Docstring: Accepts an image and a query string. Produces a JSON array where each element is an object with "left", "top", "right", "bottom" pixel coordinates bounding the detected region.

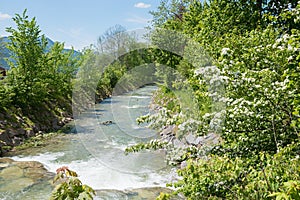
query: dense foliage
[
  {"left": 126, "top": 0, "right": 300, "bottom": 199},
  {"left": 2, "top": 1, "right": 300, "bottom": 199},
  {"left": 0, "top": 10, "right": 82, "bottom": 153},
  {"left": 2, "top": 10, "right": 79, "bottom": 109}
]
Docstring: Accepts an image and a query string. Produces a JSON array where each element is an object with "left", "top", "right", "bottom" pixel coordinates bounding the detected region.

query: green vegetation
[
  {"left": 0, "top": 10, "right": 80, "bottom": 154},
  {"left": 14, "top": 132, "right": 61, "bottom": 150},
  {"left": 50, "top": 166, "right": 95, "bottom": 200},
  {"left": 126, "top": 0, "right": 300, "bottom": 199},
  {"left": 3, "top": 10, "right": 79, "bottom": 109},
  {"left": 1, "top": 1, "right": 300, "bottom": 199}
]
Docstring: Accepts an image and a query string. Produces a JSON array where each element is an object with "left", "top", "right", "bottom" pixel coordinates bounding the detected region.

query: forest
[{"left": 0, "top": 0, "right": 300, "bottom": 199}]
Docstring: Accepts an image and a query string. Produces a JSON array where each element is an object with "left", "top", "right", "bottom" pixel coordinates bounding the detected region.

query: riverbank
[
  {"left": 0, "top": 83, "right": 114, "bottom": 156},
  {"left": 2, "top": 131, "right": 72, "bottom": 157},
  {"left": 0, "top": 99, "right": 73, "bottom": 156}
]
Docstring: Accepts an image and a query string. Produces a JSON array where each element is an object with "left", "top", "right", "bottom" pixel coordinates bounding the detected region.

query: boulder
[
  {"left": 0, "top": 165, "right": 23, "bottom": 179},
  {"left": 0, "top": 158, "right": 54, "bottom": 193},
  {"left": 0, "top": 178, "right": 35, "bottom": 193},
  {"left": 203, "top": 132, "right": 220, "bottom": 145}
]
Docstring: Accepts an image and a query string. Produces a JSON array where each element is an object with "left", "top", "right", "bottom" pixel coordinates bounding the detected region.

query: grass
[{"left": 14, "top": 132, "right": 62, "bottom": 150}]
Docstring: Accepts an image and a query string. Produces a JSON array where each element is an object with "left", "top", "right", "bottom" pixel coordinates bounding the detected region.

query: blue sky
[{"left": 0, "top": 0, "right": 160, "bottom": 50}]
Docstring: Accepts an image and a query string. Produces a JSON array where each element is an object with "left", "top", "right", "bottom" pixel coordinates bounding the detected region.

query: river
[{"left": 1, "top": 86, "right": 177, "bottom": 199}]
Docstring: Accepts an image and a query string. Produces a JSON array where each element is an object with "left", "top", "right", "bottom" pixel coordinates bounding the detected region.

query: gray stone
[
  {"left": 11, "top": 122, "right": 19, "bottom": 128},
  {"left": 0, "top": 158, "right": 54, "bottom": 193},
  {"left": 65, "top": 117, "right": 72, "bottom": 122},
  {"left": 57, "top": 120, "right": 64, "bottom": 126},
  {"left": 18, "top": 128, "right": 26, "bottom": 135},
  {"left": 173, "top": 138, "right": 186, "bottom": 148},
  {"left": 0, "top": 162, "right": 10, "bottom": 168},
  {"left": 160, "top": 125, "right": 175, "bottom": 137},
  {"left": 185, "top": 133, "right": 197, "bottom": 145},
  {"left": 32, "top": 125, "right": 40, "bottom": 132},
  {"left": 7, "top": 130, "right": 16, "bottom": 137},
  {"left": 195, "top": 136, "right": 204, "bottom": 145},
  {"left": 52, "top": 118, "right": 61, "bottom": 129}
]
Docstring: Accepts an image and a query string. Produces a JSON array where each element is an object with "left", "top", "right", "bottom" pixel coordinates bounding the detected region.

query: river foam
[{"left": 12, "top": 152, "right": 175, "bottom": 190}]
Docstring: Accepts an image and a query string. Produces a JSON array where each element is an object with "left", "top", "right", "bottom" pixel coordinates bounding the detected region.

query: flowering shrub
[
  {"left": 216, "top": 24, "right": 300, "bottom": 157},
  {"left": 171, "top": 143, "right": 300, "bottom": 199},
  {"left": 126, "top": 1, "right": 300, "bottom": 199}
]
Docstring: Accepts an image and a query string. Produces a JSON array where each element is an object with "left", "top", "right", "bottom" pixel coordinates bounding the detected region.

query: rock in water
[
  {"left": 0, "top": 158, "right": 54, "bottom": 193},
  {"left": 101, "top": 120, "right": 114, "bottom": 125}
]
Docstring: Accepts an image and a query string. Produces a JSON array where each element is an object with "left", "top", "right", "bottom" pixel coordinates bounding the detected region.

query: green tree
[
  {"left": 5, "top": 10, "right": 79, "bottom": 108},
  {"left": 6, "top": 9, "right": 49, "bottom": 106}
]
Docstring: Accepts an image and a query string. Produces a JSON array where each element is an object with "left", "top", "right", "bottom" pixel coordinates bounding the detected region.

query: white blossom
[
  {"left": 277, "top": 46, "right": 284, "bottom": 50},
  {"left": 276, "top": 38, "right": 282, "bottom": 43},
  {"left": 283, "top": 34, "right": 290, "bottom": 41},
  {"left": 221, "top": 48, "right": 230, "bottom": 56}
]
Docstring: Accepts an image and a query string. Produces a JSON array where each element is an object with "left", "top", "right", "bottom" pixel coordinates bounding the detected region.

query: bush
[{"left": 50, "top": 166, "right": 95, "bottom": 200}]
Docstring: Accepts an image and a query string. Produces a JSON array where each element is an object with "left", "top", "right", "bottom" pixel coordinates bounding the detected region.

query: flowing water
[{"left": 1, "top": 86, "right": 177, "bottom": 200}]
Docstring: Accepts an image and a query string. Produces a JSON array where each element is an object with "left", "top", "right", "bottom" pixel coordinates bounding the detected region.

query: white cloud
[
  {"left": 134, "top": 2, "right": 151, "bottom": 8},
  {"left": 0, "top": 12, "right": 11, "bottom": 21},
  {"left": 126, "top": 15, "right": 150, "bottom": 24}
]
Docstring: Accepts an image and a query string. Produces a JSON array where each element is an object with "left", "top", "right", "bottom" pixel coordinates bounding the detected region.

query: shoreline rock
[{"left": 0, "top": 157, "right": 54, "bottom": 193}]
